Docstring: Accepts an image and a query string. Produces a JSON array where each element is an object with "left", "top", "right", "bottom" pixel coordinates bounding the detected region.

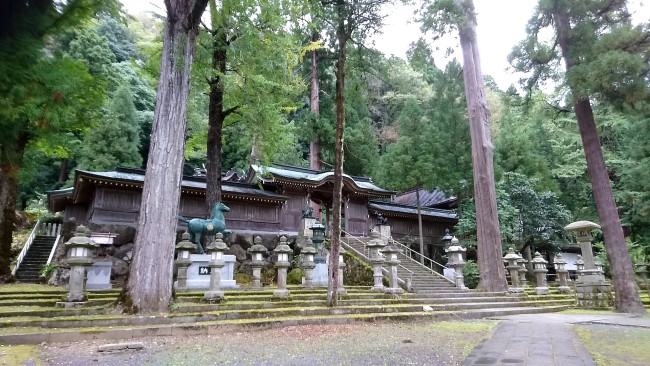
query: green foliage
[
  {"left": 97, "top": 14, "right": 138, "bottom": 62},
  {"left": 462, "top": 259, "right": 479, "bottom": 289},
  {"left": 76, "top": 83, "right": 142, "bottom": 171},
  {"left": 234, "top": 272, "right": 252, "bottom": 284},
  {"left": 39, "top": 263, "right": 59, "bottom": 278},
  {"left": 286, "top": 268, "right": 305, "bottom": 285}
]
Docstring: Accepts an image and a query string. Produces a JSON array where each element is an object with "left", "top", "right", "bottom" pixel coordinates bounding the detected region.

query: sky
[{"left": 122, "top": 0, "right": 647, "bottom": 90}]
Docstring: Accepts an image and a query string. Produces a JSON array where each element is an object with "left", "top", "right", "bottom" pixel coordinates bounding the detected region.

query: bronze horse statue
[{"left": 178, "top": 201, "right": 231, "bottom": 254}]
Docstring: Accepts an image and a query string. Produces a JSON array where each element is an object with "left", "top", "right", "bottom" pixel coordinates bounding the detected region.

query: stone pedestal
[
  {"left": 504, "top": 247, "right": 522, "bottom": 293},
  {"left": 204, "top": 233, "right": 228, "bottom": 301},
  {"left": 301, "top": 241, "right": 317, "bottom": 289},
  {"left": 382, "top": 245, "right": 404, "bottom": 295},
  {"left": 66, "top": 261, "right": 91, "bottom": 302},
  {"left": 367, "top": 231, "right": 386, "bottom": 292},
  {"left": 86, "top": 261, "right": 112, "bottom": 290},
  {"left": 575, "top": 283, "right": 614, "bottom": 308},
  {"left": 273, "top": 236, "right": 292, "bottom": 297},
  {"left": 175, "top": 254, "right": 238, "bottom": 290},
  {"left": 299, "top": 217, "right": 317, "bottom": 239},
  {"left": 375, "top": 224, "right": 391, "bottom": 245},
  {"left": 532, "top": 252, "right": 549, "bottom": 295}
]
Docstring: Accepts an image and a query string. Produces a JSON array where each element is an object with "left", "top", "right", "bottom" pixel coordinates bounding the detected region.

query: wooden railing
[{"left": 11, "top": 221, "right": 62, "bottom": 276}]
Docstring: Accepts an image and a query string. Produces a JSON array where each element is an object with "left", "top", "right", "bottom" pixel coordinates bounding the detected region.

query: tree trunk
[
  {"left": 125, "top": 0, "right": 208, "bottom": 314},
  {"left": 205, "top": 21, "right": 227, "bottom": 217},
  {"left": 58, "top": 159, "right": 68, "bottom": 184},
  {"left": 328, "top": 2, "right": 347, "bottom": 307},
  {"left": 0, "top": 164, "right": 19, "bottom": 282},
  {"left": 309, "top": 31, "right": 322, "bottom": 172},
  {"left": 455, "top": 0, "right": 508, "bottom": 292},
  {"left": 416, "top": 188, "right": 424, "bottom": 264},
  {"left": 553, "top": 6, "right": 645, "bottom": 314},
  {"left": 0, "top": 135, "right": 28, "bottom": 282}
]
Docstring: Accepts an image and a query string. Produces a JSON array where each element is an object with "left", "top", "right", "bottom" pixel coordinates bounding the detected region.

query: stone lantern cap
[
  {"left": 65, "top": 226, "right": 98, "bottom": 249},
  {"left": 205, "top": 232, "right": 228, "bottom": 252},
  {"left": 309, "top": 221, "right": 326, "bottom": 231},
  {"left": 381, "top": 245, "right": 401, "bottom": 255},
  {"left": 175, "top": 231, "right": 197, "bottom": 251},
  {"left": 446, "top": 237, "right": 465, "bottom": 253},
  {"left": 503, "top": 247, "right": 519, "bottom": 261},
  {"left": 554, "top": 253, "right": 567, "bottom": 265},
  {"left": 248, "top": 236, "right": 268, "bottom": 254},
  {"left": 274, "top": 236, "right": 292, "bottom": 254},
  {"left": 367, "top": 230, "right": 386, "bottom": 248},
  {"left": 531, "top": 251, "right": 548, "bottom": 265},
  {"left": 564, "top": 220, "right": 601, "bottom": 232},
  {"left": 301, "top": 242, "right": 318, "bottom": 255}
]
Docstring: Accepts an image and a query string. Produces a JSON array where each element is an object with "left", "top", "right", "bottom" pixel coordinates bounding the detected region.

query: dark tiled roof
[
  {"left": 252, "top": 164, "right": 393, "bottom": 196},
  {"left": 368, "top": 201, "right": 458, "bottom": 221},
  {"left": 393, "top": 188, "right": 456, "bottom": 208},
  {"left": 76, "top": 168, "right": 287, "bottom": 200}
]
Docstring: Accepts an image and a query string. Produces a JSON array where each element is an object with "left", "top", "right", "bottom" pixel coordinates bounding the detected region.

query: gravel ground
[{"left": 39, "top": 321, "right": 493, "bottom": 366}]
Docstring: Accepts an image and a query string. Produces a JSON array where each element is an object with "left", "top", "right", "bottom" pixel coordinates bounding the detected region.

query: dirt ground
[{"left": 36, "top": 321, "right": 493, "bottom": 366}]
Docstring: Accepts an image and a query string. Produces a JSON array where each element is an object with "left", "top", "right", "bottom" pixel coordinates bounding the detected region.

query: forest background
[{"left": 3, "top": 0, "right": 650, "bottom": 269}]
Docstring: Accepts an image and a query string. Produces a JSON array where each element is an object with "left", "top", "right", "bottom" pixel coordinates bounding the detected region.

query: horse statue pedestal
[{"left": 174, "top": 254, "right": 239, "bottom": 290}]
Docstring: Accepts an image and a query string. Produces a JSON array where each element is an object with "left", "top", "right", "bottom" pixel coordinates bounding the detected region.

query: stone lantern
[
  {"left": 441, "top": 229, "right": 453, "bottom": 249},
  {"left": 575, "top": 254, "right": 585, "bottom": 272},
  {"left": 367, "top": 230, "right": 387, "bottom": 292},
  {"left": 381, "top": 243, "right": 404, "bottom": 295},
  {"left": 564, "top": 221, "right": 605, "bottom": 284},
  {"left": 516, "top": 253, "right": 528, "bottom": 287},
  {"left": 531, "top": 251, "right": 549, "bottom": 295},
  {"left": 175, "top": 231, "right": 197, "bottom": 291},
  {"left": 204, "top": 233, "right": 228, "bottom": 301},
  {"left": 58, "top": 225, "right": 98, "bottom": 305},
  {"left": 310, "top": 220, "right": 328, "bottom": 286},
  {"left": 554, "top": 253, "right": 570, "bottom": 293},
  {"left": 503, "top": 247, "right": 521, "bottom": 291},
  {"left": 273, "top": 236, "right": 292, "bottom": 297},
  {"left": 594, "top": 258, "right": 604, "bottom": 274},
  {"left": 301, "top": 239, "right": 318, "bottom": 289},
  {"left": 248, "top": 236, "right": 268, "bottom": 289},
  {"left": 445, "top": 237, "right": 468, "bottom": 290},
  {"left": 337, "top": 246, "right": 347, "bottom": 295}
]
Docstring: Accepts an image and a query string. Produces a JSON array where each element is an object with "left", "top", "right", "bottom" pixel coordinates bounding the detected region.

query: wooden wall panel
[
  {"left": 346, "top": 200, "right": 369, "bottom": 236},
  {"left": 280, "top": 193, "right": 306, "bottom": 232}
]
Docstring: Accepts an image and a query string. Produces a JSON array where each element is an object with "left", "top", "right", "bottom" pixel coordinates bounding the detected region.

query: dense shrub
[{"left": 463, "top": 259, "right": 480, "bottom": 289}]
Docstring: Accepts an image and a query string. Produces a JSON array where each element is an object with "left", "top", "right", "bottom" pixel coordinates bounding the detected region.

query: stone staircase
[
  {"left": 341, "top": 236, "right": 459, "bottom": 293},
  {"left": 14, "top": 235, "right": 57, "bottom": 282}
]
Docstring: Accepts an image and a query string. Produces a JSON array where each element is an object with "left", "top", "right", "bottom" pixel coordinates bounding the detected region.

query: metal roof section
[
  {"left": 393, "top": 187, "right": 458, "bottom": 208},
  {"left": 368, "top": 201, "right": 458, "bottom": 222},
  {"left": 252, "top": 164, "right": 393, "bottom": 196}
]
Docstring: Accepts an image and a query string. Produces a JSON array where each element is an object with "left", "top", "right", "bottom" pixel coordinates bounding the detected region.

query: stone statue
[
  {"left": 178, "top": 201, "right": 231, "bottom": 254},
  {"left": 302, "top": 205, "right": 314, "bottom": 218},
  {"left": 376, "top": 213, "right": 388, "bottom": 225}
]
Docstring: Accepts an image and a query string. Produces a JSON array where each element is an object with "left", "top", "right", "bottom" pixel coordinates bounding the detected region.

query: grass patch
[
  {"left": 0, "top": 344, "right": 42, "bottom": 366},
  {"left": 0, "top": 284, "right": 65, "bottom": 293},
  {"left": 560, "top": 309, "right": 614, "bottom": 315},
  {"left": 575, "top": 324, "right": 650, "bottom": 366},
  {"left": 431, "top": 320, "right": 496, "bottom": 357}
]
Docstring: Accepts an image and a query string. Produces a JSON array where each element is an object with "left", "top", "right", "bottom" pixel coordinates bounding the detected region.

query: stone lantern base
[
  {"left": 575, "top": 283, "right": 614, "bottom": 309},
  {"left": 55, "top": 301, "right": 89, "bottom": 308},
  {"left": 384, "top": 287, "right": 404, "bottom": 295}
]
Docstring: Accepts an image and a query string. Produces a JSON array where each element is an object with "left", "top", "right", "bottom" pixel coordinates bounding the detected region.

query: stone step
[{"left": 0, "top": 305, "right": 571, "bottom": 345}]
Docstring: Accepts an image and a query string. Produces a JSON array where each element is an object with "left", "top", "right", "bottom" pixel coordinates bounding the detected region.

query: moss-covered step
[{"left": 0, "top": 305, "right": 571, "bottom": 345}]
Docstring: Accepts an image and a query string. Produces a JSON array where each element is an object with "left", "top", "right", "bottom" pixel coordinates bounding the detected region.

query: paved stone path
[{"left": 461, "top": 313, "right": 650, "bottom": 366}]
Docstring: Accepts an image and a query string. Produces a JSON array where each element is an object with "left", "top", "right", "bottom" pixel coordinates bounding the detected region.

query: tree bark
[
  {"left": 455, "top": 0, "right": 508, "bottom": 292},
  {"left": 309, "top": 30, "right": 322, "bottom": 172},
  {"left": 0, "top": 164, "right": 19, "bottom": 282},
  {"left": 0, "top": 135, "right": 28, "bottom": 282},
  {"left": 58, "top": 159, "right": 68, "bottom": 184},
  {"left": 125, "top": 0, "right": 208, "bottom": 314},
  {"left": 205, "top": 21, "right": 228, "bottom": 217},
  {"left": 416, "top": 188, "right": 424, "bottom": 264},
  {"left": 553, "top": 6, "right": 645, "bottom": 314},
  {"left": 328, "top": 1, "right": 347, "bottom": 307}
]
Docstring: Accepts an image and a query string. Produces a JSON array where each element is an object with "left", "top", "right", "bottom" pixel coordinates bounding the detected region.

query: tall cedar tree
[
  {"left": 420, "top": 0, "right": 508, "bottom": 291},
  {"left": 550, "top": 1, "right": 645, "bottom": 314},
  {"left": 124, "top": 0, "right": 208, "bottom": 314},
  {"left": 0, "top": 0, "right": 118, "bottom": 281}
]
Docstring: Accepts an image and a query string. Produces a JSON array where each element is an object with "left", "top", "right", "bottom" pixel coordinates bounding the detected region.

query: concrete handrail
[
  {"left": 375, "top": 231, "right": 457, "bottom": 285},
  {"left": 11, "top": 220, "right": 41, "bottom": 276},
  {"left": 341, "top": 230, "right": 413, "bottom": 290}
]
